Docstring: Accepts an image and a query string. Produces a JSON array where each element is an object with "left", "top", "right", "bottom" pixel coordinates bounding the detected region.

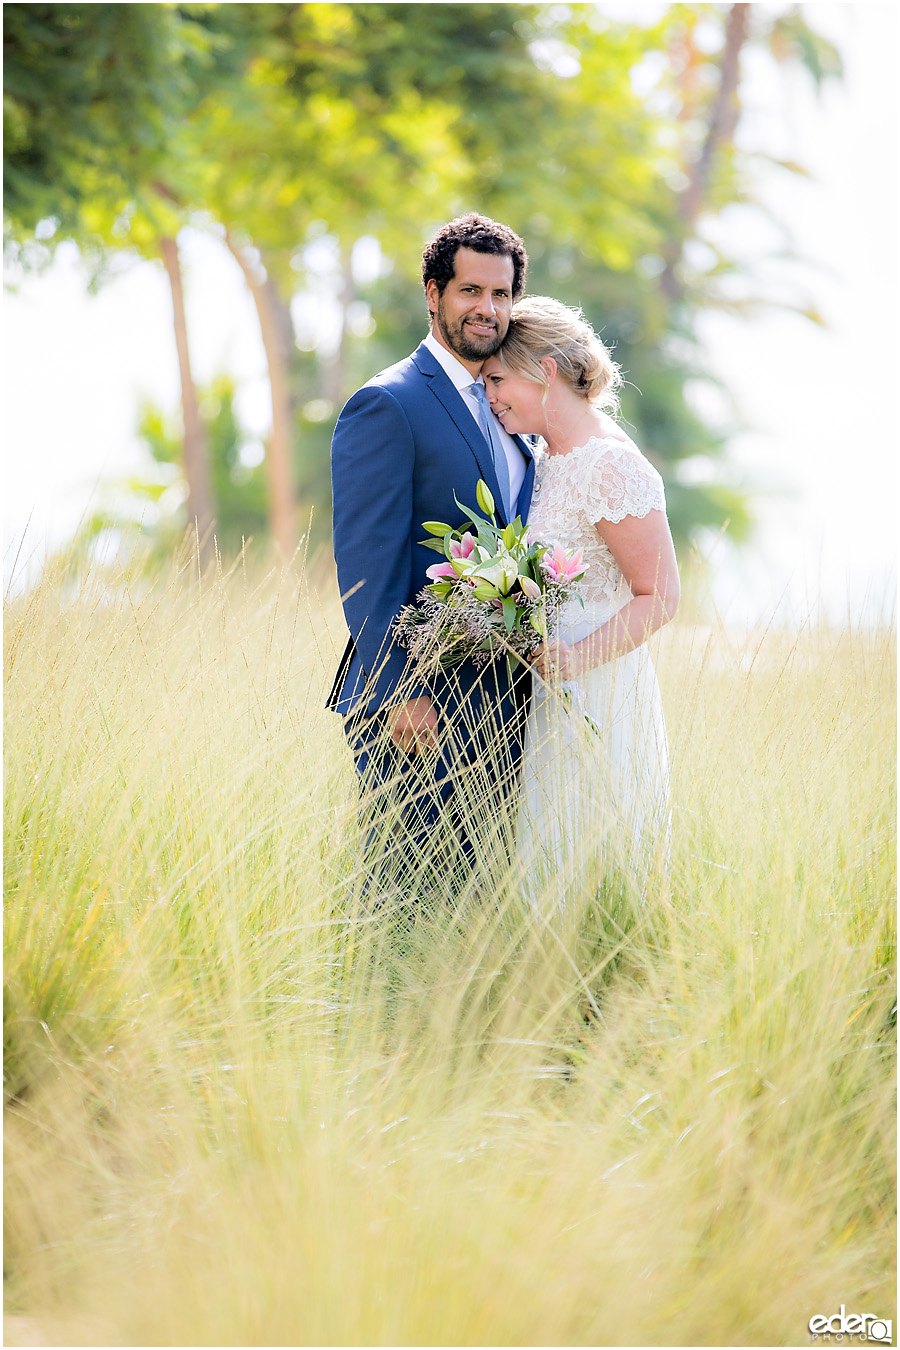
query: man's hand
[{"left": 388, "top": 696, "right": 439, "bottom": 755}]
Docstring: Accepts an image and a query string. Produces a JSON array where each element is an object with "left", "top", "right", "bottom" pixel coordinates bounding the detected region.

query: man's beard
[{"left": 435, "top": 296, "right": 504, "bottom": 361}]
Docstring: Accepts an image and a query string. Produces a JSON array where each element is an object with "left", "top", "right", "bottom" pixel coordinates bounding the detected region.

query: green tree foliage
[
  {"left": 263, "top": 3, "right": 837, "bottom": 549},
  {"left": 3, "top": 3, "right": 229, "bottom": 245},
  {"left": 138, "top": 376, "right": 269, "bottom": 554},
  {"left": 501, "top": 3, "right": 840, "bottom": 543},
  {"left": 66, "top": 376, "right": 268, "bottom": 566},
  {"left": 189, "top": 4, "right": 694, "bottom": 545},
  {"left": 3, "top": 3, "right": 260, "bottom": 558},
  {"left": 3, "top": 2, "right": 841, "bottom": 557}
]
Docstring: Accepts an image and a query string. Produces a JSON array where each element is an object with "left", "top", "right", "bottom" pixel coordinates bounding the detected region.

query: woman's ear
[{"left": 540, "top": 356, "right": 558, "bottom": 384}]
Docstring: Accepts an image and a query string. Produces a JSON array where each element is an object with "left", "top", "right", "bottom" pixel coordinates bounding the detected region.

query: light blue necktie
[{"left": 470, "top": 380, "right": 512, "bottom": 519}]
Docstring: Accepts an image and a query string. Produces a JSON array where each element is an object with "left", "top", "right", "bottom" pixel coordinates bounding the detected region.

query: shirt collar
[{"left": 423, "top": 330, "right": 481, "bottom": 393}]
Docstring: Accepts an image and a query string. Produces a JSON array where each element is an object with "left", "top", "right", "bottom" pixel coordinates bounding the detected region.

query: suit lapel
[
  {"left": 413, "top": 344, "right": 503, "bottom": 511},
  {"left": 412, "top": 344, "right": 536, "bottom": 526},
  {"left": 513, "top": 435, "right": 536, "bottom": 523}
]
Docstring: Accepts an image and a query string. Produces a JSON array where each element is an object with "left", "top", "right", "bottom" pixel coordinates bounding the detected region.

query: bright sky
[
  {"left": 693, "top": 1, "right": 898, "bottom": 627},
  {"left": 3, "top": 2, "right": 897, "bottom": 625}
]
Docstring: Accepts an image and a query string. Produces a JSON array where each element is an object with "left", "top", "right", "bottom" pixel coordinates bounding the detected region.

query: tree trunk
[
  {"left": 679, "top": 2, "right": 749, "bottom": 228},
  {"left": 661, "top": 2, "right": 751, "bottom": 301},
  {"left": 226, "top": 234, "right": 297, "bottom": 560},
  {"left": 160, "top": 233, "right": 214, "bottom": 561},
  {"left": 322, "top": 248, "right": 356, "bottom": 409}
]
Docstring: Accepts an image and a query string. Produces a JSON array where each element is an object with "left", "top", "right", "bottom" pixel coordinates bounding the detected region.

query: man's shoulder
[
  {"left": 335, "top": 346, "right": 436, "bottom": 426},
  {"left": 365, "top": 343, "right": 434, "bottom": 396},
  {"left": 334, "top": 342, "right": 457, "bottom": 432}
]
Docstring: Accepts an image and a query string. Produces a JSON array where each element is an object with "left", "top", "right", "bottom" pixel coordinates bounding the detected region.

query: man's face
[{"left": 426, "top": 247, "right": 515, "bottom": 371}]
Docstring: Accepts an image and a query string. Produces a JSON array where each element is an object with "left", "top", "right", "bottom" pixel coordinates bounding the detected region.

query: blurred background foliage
[{"left": 3, "top": 2, "right": 841, "bottom": 564}]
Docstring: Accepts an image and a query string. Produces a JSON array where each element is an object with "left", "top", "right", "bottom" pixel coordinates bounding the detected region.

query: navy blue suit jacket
[{"left": 328, "top": 341, "right": 536, "bottom": 718}]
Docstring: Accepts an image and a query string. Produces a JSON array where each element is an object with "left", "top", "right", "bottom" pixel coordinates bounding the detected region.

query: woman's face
[{"left": 481, "top": 356, "right": 547, "bottom": 436}]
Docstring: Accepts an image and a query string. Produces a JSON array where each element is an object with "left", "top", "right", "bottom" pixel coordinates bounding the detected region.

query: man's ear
[
  {"left": 425, "top": 278, "right": 440, "bottom": 320},
  {"left": 540, "top": 357, "right": 558, "bottom": 384}
]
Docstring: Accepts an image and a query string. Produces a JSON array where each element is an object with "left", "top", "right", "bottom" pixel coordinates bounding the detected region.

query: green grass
[{"left": 3, "top": 542, "right": 895, "bottom": 1347}]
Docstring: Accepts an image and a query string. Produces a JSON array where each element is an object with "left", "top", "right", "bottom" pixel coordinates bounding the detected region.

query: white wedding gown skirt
[{"left": 516, "top": 599, "right": 670, "bottom": 910}]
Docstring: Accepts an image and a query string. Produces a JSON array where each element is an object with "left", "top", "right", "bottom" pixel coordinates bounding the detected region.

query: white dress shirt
[{"left": 423, "top": 330, "right": 526, "bottom": 509}]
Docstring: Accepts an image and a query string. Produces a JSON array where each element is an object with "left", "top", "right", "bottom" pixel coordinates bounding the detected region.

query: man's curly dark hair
[{"left": 421, "top": 213, "right": 527, "bottom": 301}]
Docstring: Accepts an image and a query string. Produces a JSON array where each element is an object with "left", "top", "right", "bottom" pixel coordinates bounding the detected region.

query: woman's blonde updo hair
[{"left": 498, "top": 295, "right": 622, "bottom": 414}]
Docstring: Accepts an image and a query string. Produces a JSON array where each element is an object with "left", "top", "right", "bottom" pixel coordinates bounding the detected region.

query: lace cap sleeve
[{"left": 579, "top": 438, "right": 666, "bottom": 525}]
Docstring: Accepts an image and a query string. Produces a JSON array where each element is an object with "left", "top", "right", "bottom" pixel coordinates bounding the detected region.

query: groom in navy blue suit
[{"left": 328, "top": 214, "right": 536, "bottom": 881}]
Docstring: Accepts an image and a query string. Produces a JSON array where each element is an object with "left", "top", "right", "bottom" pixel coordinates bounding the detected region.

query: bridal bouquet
[{"left": 393, "top": 479, "right": 585, "bottom": 675}]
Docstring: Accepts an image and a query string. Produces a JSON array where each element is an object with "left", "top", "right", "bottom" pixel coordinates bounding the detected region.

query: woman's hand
[{"left": 529, "top": 639, "right": 580, "bottom": 682}]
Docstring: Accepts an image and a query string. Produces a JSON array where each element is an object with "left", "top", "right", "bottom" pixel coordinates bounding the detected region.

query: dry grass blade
[{"left": 3, "top": 542, "right": 895, "bottom": 1347}]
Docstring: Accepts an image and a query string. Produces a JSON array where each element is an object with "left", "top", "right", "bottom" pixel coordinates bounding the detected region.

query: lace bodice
[{"left": 528, "top": 435, "right": 666, "bottom": 615}]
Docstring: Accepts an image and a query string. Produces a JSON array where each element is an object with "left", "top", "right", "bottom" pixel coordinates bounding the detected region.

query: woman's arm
[{"left": 531, "top": 508, "right": 679, "bottom": 680}]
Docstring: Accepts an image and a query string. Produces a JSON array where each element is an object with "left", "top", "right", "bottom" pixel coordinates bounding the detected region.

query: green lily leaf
[{"left": 454, "top": 496, "right": 492, "bottom": 531}]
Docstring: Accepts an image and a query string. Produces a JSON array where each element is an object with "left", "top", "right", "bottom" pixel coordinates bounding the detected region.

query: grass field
[{"left": 3, "top": 541, "right": 895, "bottom": 1347}]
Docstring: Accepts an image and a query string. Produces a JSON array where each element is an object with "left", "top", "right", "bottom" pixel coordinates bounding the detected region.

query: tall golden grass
[{"left": 4, "top": 540, "right": 895, "bottom": 1348}]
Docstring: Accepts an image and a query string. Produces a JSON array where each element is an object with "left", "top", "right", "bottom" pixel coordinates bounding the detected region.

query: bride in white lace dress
[{"left": 482, "top": 297, "right": 680, "bottom": 907}]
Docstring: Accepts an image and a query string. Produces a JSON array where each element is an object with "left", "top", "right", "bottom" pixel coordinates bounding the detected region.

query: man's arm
[{"left": 331, "top": 382, "right": 437, "bottom": 745}]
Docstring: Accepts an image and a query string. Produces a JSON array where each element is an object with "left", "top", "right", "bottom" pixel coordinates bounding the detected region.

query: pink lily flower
[
  {"left": 543, "top": 544, "right": 584, "bottom": 584},
  {"left": 426, "top": 561, "right": 458, "bottom": 582},
  {"left": 449, "top": 532, "right": 477, "bottom": 561}
]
